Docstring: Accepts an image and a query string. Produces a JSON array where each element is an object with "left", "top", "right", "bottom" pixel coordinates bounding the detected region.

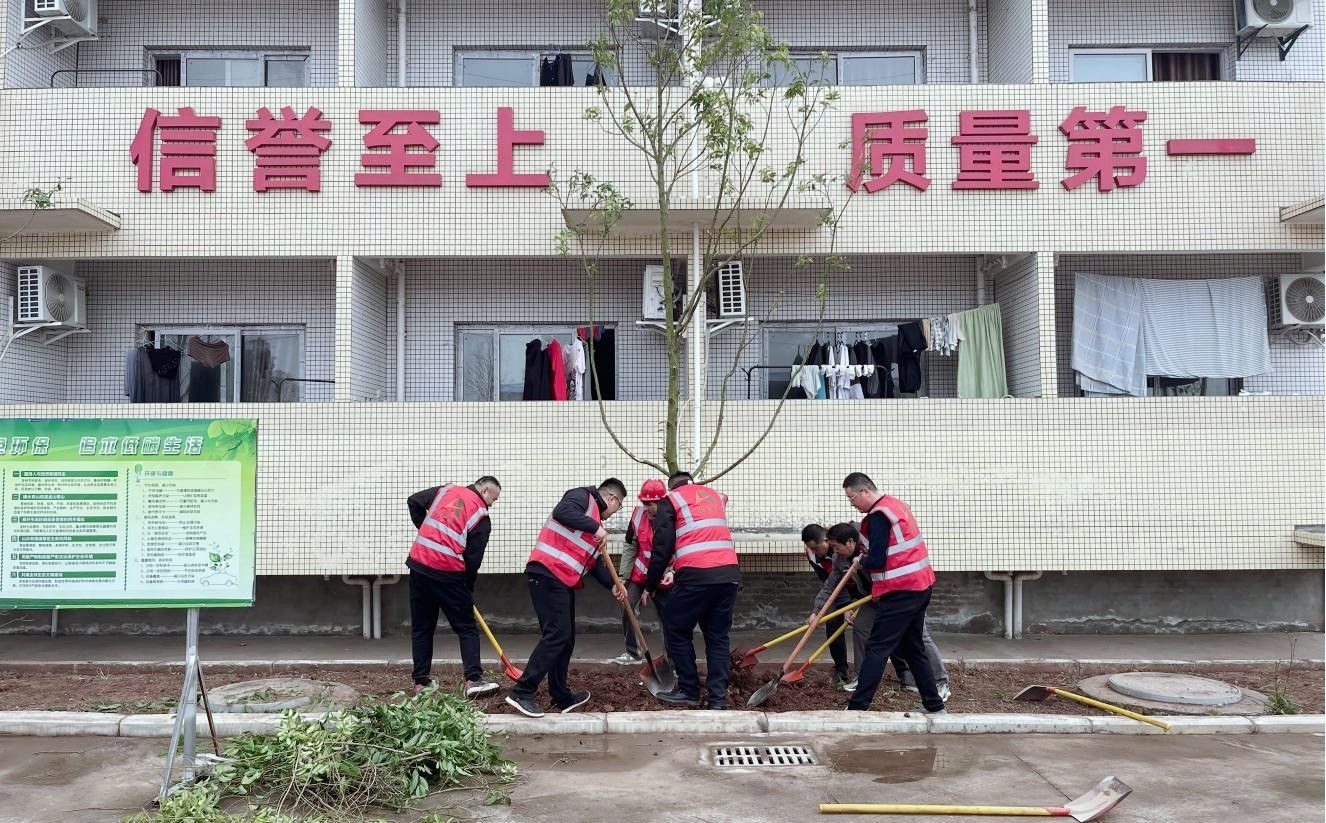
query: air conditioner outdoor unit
[
  {"left": 637, "top": 1, "right": 680, "bottom": 38},
  {"left": 642, "top": 265, "right": 669, "bottom": 319},
  {"left": 1236, "top": 0, "right": 1312, "bottom": 37},
  {"left": 16, "top": 265, "right": 87, "bottom": 327},
  {"left": 714, "top": 260, "right": 747, "bottom": 318},
  {"left": 1272, "top": 273, "right": 1325, "bottom": 326},
  {"left": 31, "top": 0, "right": 97, "bottom": 36}
]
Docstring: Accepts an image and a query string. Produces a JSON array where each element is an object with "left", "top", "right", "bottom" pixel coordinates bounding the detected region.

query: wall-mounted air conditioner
[
  {"left": 31, "top": 0, "right": 97, "bottom": 36},
  {"left": 1236, "top": 0, "right": 1312, "bottom": 37},
  {"left": 1271, "top": 273, "right": 1325, "bottom": 326},
  {"left": 17, "top": 265, "right": 87, "bottom": 327},
  {"left": 642, "top": 265, "right": 669, "bottom": 319},
  {"left": 714, "top": 260, "right": 747, "bottom": 318}
]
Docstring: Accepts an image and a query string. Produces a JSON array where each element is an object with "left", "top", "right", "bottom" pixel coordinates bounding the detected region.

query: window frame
[
  {"left": 769, "top": 50, "right": 923, "bottom": 87},
  {"left": 761, "top": 322, "right": 928, "bottom": 399},
  {"left": 1069, "top": 47, "right": 1224, "bottom": 83},
  {"left": 454, "top": 49, "right": 615, "bottom": 88},
  {"left": 456, "top": 324, "right": 610, "bottom": 402},
  {"left": 144, "top": 324, "right": 306, "bottom": 403},
  {"left": 152, "top": 49, "right": 310, "bottom": 88}
]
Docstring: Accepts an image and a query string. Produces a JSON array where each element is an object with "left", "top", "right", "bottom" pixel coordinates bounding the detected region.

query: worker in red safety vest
[
  {"left": 505, "top": 479, "right": 628, "bottom": 718},
  {"left": 612, "top": 478, "right": 674, "bottom": 665},
  {"left": 406, "top": 476, "right": 503, "bottom": 697},
  {"left": 644, "top": 471, "right": 740, "bottom": 709},
  {"left": 841, "top": 472, "right": 946, "bottom": 714},
  {"left": 802, "top": 523, "right": 851, "bottom": 688}
]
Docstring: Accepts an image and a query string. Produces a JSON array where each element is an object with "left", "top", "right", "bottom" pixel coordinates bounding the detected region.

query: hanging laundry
[
  {"left": 548, "top": 338, "right": 568, "bottom": 401},
  {"left": 1071, "top": 273, "right": 1146, "bottom": 396},
  {"left": 128, "top": 345, "right": 181, "bottom": 403},
  {"left": 523, "top": 339, "right": 549, "bottom": 400},
  {"left": 1138, "top": 276, "right": 1271, "bottom": 379},
  {"left": 953, "top": 303, "right": 1009, "bottom": 399},
  {"left": 896, "top": 322, "right": 927, "bottom": 394},
  {"left": 568, "top": 337, "right": 587, "bottom": 401},
  {"left": 187, "top": 336, "right": 231, "bottom": 368}
]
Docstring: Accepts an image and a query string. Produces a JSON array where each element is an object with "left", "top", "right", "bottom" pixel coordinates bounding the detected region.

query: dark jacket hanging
[
  {"left": 587, "top": 328, "right": 616, "bottom": 400},
  {"left": 897, "top": 321, "right": 927, "bottom": 394},
  {"left": 523, "top": 339, "right": 545, "bottom": 400},
  {"left": 871, "top": 337, "right": 897, "bottom": 399}
]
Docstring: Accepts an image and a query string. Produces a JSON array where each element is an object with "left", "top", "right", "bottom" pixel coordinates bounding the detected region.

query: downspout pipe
[
  {"left": 371, "top": 574, "right": 401, "bottom": 640},
  {"left": 968, "top": 0, "right": 979, "bottom": 85},
  {"left": 1012, "top": 571, "right": 1042, "bottom": 638},
  {"left": 341, "top": 575, "right": 372, "bottom": 639},
  {"left": 395, "top": 261, "right": 406, "bottom": 401},
  {"left": 397, "top": 0, "right": 407, "bottom": 87},
  {"left": 983, "top": 571, "right": 1014, "bottom": 639}
]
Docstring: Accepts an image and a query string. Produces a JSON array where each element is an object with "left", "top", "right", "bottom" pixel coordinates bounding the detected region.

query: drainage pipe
[
  {"left": 983, "top": 571, "right": 1014, "bottom": 639},
  {"left": 397, "top": 0, "right": 407, "bottom": 87},
  {"left": 371, "top": 574, "right": 401, "bottom": 640},
  {"left": 50, "top": 607, "right": 58, "bottom": 637},
  {"left": 1011, "top": 571, "right": 1043, "bottom": 639},
  {"left": 395, "top": 261, "right": 406, "bottom": 401},
  {"left": 968, "top": 0, "right": 980, "bottom": 85},
  {"left": 341, "top": 575, "right": 372, "bottom": 639}
]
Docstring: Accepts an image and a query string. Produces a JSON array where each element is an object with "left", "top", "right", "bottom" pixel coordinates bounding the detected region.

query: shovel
[
  {"left": 780, "top": 612, "right": 852, "bottom": 684},
  {"left": 473, "top": 606, "right": 524, "bottom": 681},
  {"left": 1015, "top": 685, "right": 1171, "bottom": 731},
  {"left": 602, "top": 556, "right": 677, "bottom": 695},
  {"left": 748, "top": 558, "right": 860, "bottom": 707},
  {"left": 819, "top": 775, "right": 1133, "bottom": 821},
  {"left": 735, "top": 594, "right": 873, "bottom": 668}
]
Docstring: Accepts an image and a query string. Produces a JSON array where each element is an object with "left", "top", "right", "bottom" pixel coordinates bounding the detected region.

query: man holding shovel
[
  {"left": 646, "top": 471, "right": 740, "bottom": 710},
  {"left": 505, "top": 479, "right": 629, "bottom": 718},
  {"left": 612, "top": 479, "right": 673, "bottom": 665},
  {"left": 841, "top": 472, "right": 946, "bottom": 714},
  {"left": 406, "top": 476, "right": 503, "bottom": 697}
]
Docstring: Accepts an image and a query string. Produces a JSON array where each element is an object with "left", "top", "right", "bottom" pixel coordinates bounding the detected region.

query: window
[
  {"left": 763, "top": 324, "right": 927, "bottom": 399},
  {"left": 1070, "top": 49, "right": 1221, "bottom": 82},
  {"left": 767, "top": 52, "right": 921, "bottom": 87},
  {"left": 153, "top": 51, "right": 309, "bottom": 87},
  {"left": 140, "top": 326, "right": 305, "bottom": 403},
  {"left": 455, "top": 51, "right": 617, "bottom": 87},
  {"left": 457, "top": 326, "right": 616, "bottom": 401}
]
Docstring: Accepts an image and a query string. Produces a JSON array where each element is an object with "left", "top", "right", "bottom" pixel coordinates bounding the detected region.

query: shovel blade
[
  {"left": 1064, "top": 775, "right": 1133, "bottom": 822},
  {"left": 501, "top": 657, "right": 524, "bottom": 682},
  {"left": 746, "top": 678, "right": 778, "bottom": 707},
  {"left": 779, "top": 668, "right": 806, "bottom": 684},
  {"left": 646, "top": 655, "right": 677, "bottom": 692},
  {"left": 1014, "top": 684, "right": 1054, "bottom": 702}
]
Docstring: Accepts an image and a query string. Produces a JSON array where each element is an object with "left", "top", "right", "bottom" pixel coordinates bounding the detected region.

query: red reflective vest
[
  {"left": 859, "top": 494, "right": 935, "bottom": 597},
  {"left": 666, "top": 484, "right": 737, "bottom": 571},
  {"left": 628, "top": 505, "right": 672, "bottom": 588},
  {"left": 408, "top": 484, "right": 488, "bottom": 574},
  {"left": 528, "top": 493, "right": 602, "bottom": 589}
]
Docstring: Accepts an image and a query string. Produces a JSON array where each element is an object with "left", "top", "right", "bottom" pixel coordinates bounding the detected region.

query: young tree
[{"left": 552, "top": 0, "right": 851, "bottom": 481}]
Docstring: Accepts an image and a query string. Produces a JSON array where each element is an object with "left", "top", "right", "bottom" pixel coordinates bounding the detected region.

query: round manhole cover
[
  {"left": 1106, "top": 672, "right": 1242, "bottom": 706},
  {"left": 206, "top": 677, "right": 360, "bottom": 713}
]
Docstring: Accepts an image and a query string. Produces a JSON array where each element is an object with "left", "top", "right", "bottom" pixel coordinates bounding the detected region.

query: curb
[{"left": 0, "top": 709, "right": 1321, "bottom": 738}]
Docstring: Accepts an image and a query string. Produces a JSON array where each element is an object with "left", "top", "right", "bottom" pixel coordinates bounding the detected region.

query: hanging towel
[
  {"left": 187, "top": 336, "right": 231, "bottom": 368},
  {"left": 1138, "top": 276, "right": 1272, "bottom": 379},
  {"left": 1072, "top": 273, "right": 1147, "bottom": 397},
  {"left": 954, "top": 304, "right": 1009, "bottom": 399}
]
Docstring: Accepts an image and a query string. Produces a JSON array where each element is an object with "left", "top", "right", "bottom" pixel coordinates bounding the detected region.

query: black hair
[
  {"left": 667, "top": 471, "right": 693, "bottom": 490},
  {"left": 599, "top": 477, "right": 627, "bottom": 500},
  {"left": 827, "top": 522, "right": 860, "bottom": 544},
  {"left": 475, "top": 476, "right": 501, "bottom": 489},
  {"left": 842, "top": 472, "right": 876, "bottom": 493},
  {"left": 801, "top": 523, "right": 826, "bottom": 543}
]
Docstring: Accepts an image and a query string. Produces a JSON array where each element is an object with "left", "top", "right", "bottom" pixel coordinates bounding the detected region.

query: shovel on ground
[
  {"left": 735, "top": 594, "right": 873, "bottom": 668},
  {"left": 779, "top": 612, "right": 852, "bottom": 684},
  {"left": 473, "top": 606, "right": 524, "bottom": 681},
  {"left": 602, "top": 557, "right": 677, "bottom": 696},
  {"left": 1015, "top": 685, "right": 1171, "bottom": 731},
  {"left": 819, "top": 775, "right": 1133, "bottom": 821},
  {"left": 748, "top": 558, "right": 860, "bottom": 707}
]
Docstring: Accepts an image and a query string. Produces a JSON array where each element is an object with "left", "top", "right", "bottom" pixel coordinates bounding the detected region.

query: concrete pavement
[{"left": 2, "top": 732, "right": 1321, "bottom": 823}]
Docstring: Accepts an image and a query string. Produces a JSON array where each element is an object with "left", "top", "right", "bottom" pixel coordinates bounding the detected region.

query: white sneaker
[
  {"left": 937, "top": 681, "right": 952, "bottom": 702},
  {"left": 840, "top": 679, "right": 858, "bottom": 692},
  {"left": 611, "top": 652, "right": 642, "bottom": 665}
]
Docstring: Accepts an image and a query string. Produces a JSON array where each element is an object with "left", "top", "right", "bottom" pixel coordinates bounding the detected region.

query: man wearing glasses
[
  {"left": 842, "top": 472, "right": 947, "bottom": 714},
  {"left": 505, "top": 479, "right": 629, "bottom": 718}
]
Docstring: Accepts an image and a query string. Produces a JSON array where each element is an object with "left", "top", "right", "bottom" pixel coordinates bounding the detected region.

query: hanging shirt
[
  {"left": 548, "top": 338, "right": 568, "bottom": 401},
  {"left": 567, "top": 338, "right": 587, "bottom": 401}
]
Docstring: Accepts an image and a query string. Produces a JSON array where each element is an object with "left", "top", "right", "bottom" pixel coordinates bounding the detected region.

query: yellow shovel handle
[
  {"left": 1052, "top": 689, "right": 1172, "bottom": 731},
  {"left": 820, "top": 803, "right": 1058, "bottom": 815},
  {"left": 472, "top": 606, "right": 505, "bottom": 657},
  {"left": 804, "top": 614, "right": 852, "bottom": 665},
  {"left": 755, "top": 595, "right": 873, "bottom": 653}
]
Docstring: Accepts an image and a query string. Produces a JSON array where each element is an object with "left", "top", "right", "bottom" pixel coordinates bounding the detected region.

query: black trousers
[
  {"left": 847, "top": 588, "right": 944, "bottom": 712},
  {"left": 661, "top": 581, "right": 738, "bottom": 706},
  {"left": 409, "top": 570, "right": 482, "bottom": 685},
  {"left": 824, "top": 614, "right": 849, "bottom": 678},
  {"left": 512, "top": 571, "right": 577, "bottom": 706},
  {"left": 622, "top": 580, "right": 670, "bottom": 655}
]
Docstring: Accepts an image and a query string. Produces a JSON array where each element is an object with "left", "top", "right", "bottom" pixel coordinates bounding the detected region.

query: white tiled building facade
[{"left": 1, "top": 0, "right": 1321, "bottom": 630}]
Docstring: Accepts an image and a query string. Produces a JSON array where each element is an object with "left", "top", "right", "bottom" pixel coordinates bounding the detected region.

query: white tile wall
[
  {"left": 2, "top": 0, "right": 76, "bottom": 89},
  {"left": 348, "top": 256, "right": 388, "bottom": 400},
  {"left": 986, "top": 0, "right": 1035, "bottom": 84},
  {"left": 992, "top": 252, "right": 1041, "bottom": 396},
  {"left": 67, "top": 0, "right": 339, "bottom": 88},
  {"left": 354, "top": 0, "right": 390, "bottom": 87}
]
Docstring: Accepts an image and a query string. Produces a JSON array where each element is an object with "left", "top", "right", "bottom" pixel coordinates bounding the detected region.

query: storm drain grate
[{"left": 710, "top": 744, "right": 817, "bottom": 767}]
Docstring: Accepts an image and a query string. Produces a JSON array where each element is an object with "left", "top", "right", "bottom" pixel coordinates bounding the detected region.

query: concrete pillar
[
  {"left": 1036, "top": 251, "right": 1058, "bottom": 398},
  {"left": 1030, "top": 0, "right": 1051, "bottom": 84},
  {"left": 334, "top": 255, "right": 355, "bottom": 402},
  {"left": 337, "top": 0, "right": 357, "bottom": 87}
]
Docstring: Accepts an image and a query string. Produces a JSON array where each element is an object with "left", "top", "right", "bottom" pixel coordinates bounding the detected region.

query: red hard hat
[{"left": 638, "top": 479, "right": 667, "bottom": 502}]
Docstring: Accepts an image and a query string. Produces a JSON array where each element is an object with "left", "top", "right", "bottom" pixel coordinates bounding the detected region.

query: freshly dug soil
[{"left": 0, "top": 660, "right": 1319, "bottom": 715}]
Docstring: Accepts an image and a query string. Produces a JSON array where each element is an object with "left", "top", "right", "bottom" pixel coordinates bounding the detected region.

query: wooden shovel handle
[
  {"left": 602, "top": 549, "right": 651, "bottom": 657},
  {"left": 798, "top": 613, "right": 853, "bottom": 671},
  {"left": 781, "top": 558, "right": 860, "bottom": 674}
]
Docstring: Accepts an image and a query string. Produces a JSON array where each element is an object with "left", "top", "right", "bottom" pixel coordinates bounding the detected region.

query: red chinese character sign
[
  {"left": 355, "top": 110, "right": 442, "bottom": 187},
  {"left": 951, "top": 110, "right": 1039, "bottom": 190},
  {"left": 465, "top": 107, "right": 550, "bottom": 188},
  {"left": 1059, "top": 105, "right": 1148, "bottom": 192},
  {"left": 847, "top": 110, "right": 930, "bottom": 193},
  {"left": 131, "top": 107, "right": 222, "bottom": 193},
  {"left": 245, "top": 106, "right": 333, "bottom": 192}
]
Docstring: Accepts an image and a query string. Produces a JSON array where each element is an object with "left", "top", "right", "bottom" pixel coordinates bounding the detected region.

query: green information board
[{"left": 0, "top": 419, "right": 256, "bottom": 608}]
